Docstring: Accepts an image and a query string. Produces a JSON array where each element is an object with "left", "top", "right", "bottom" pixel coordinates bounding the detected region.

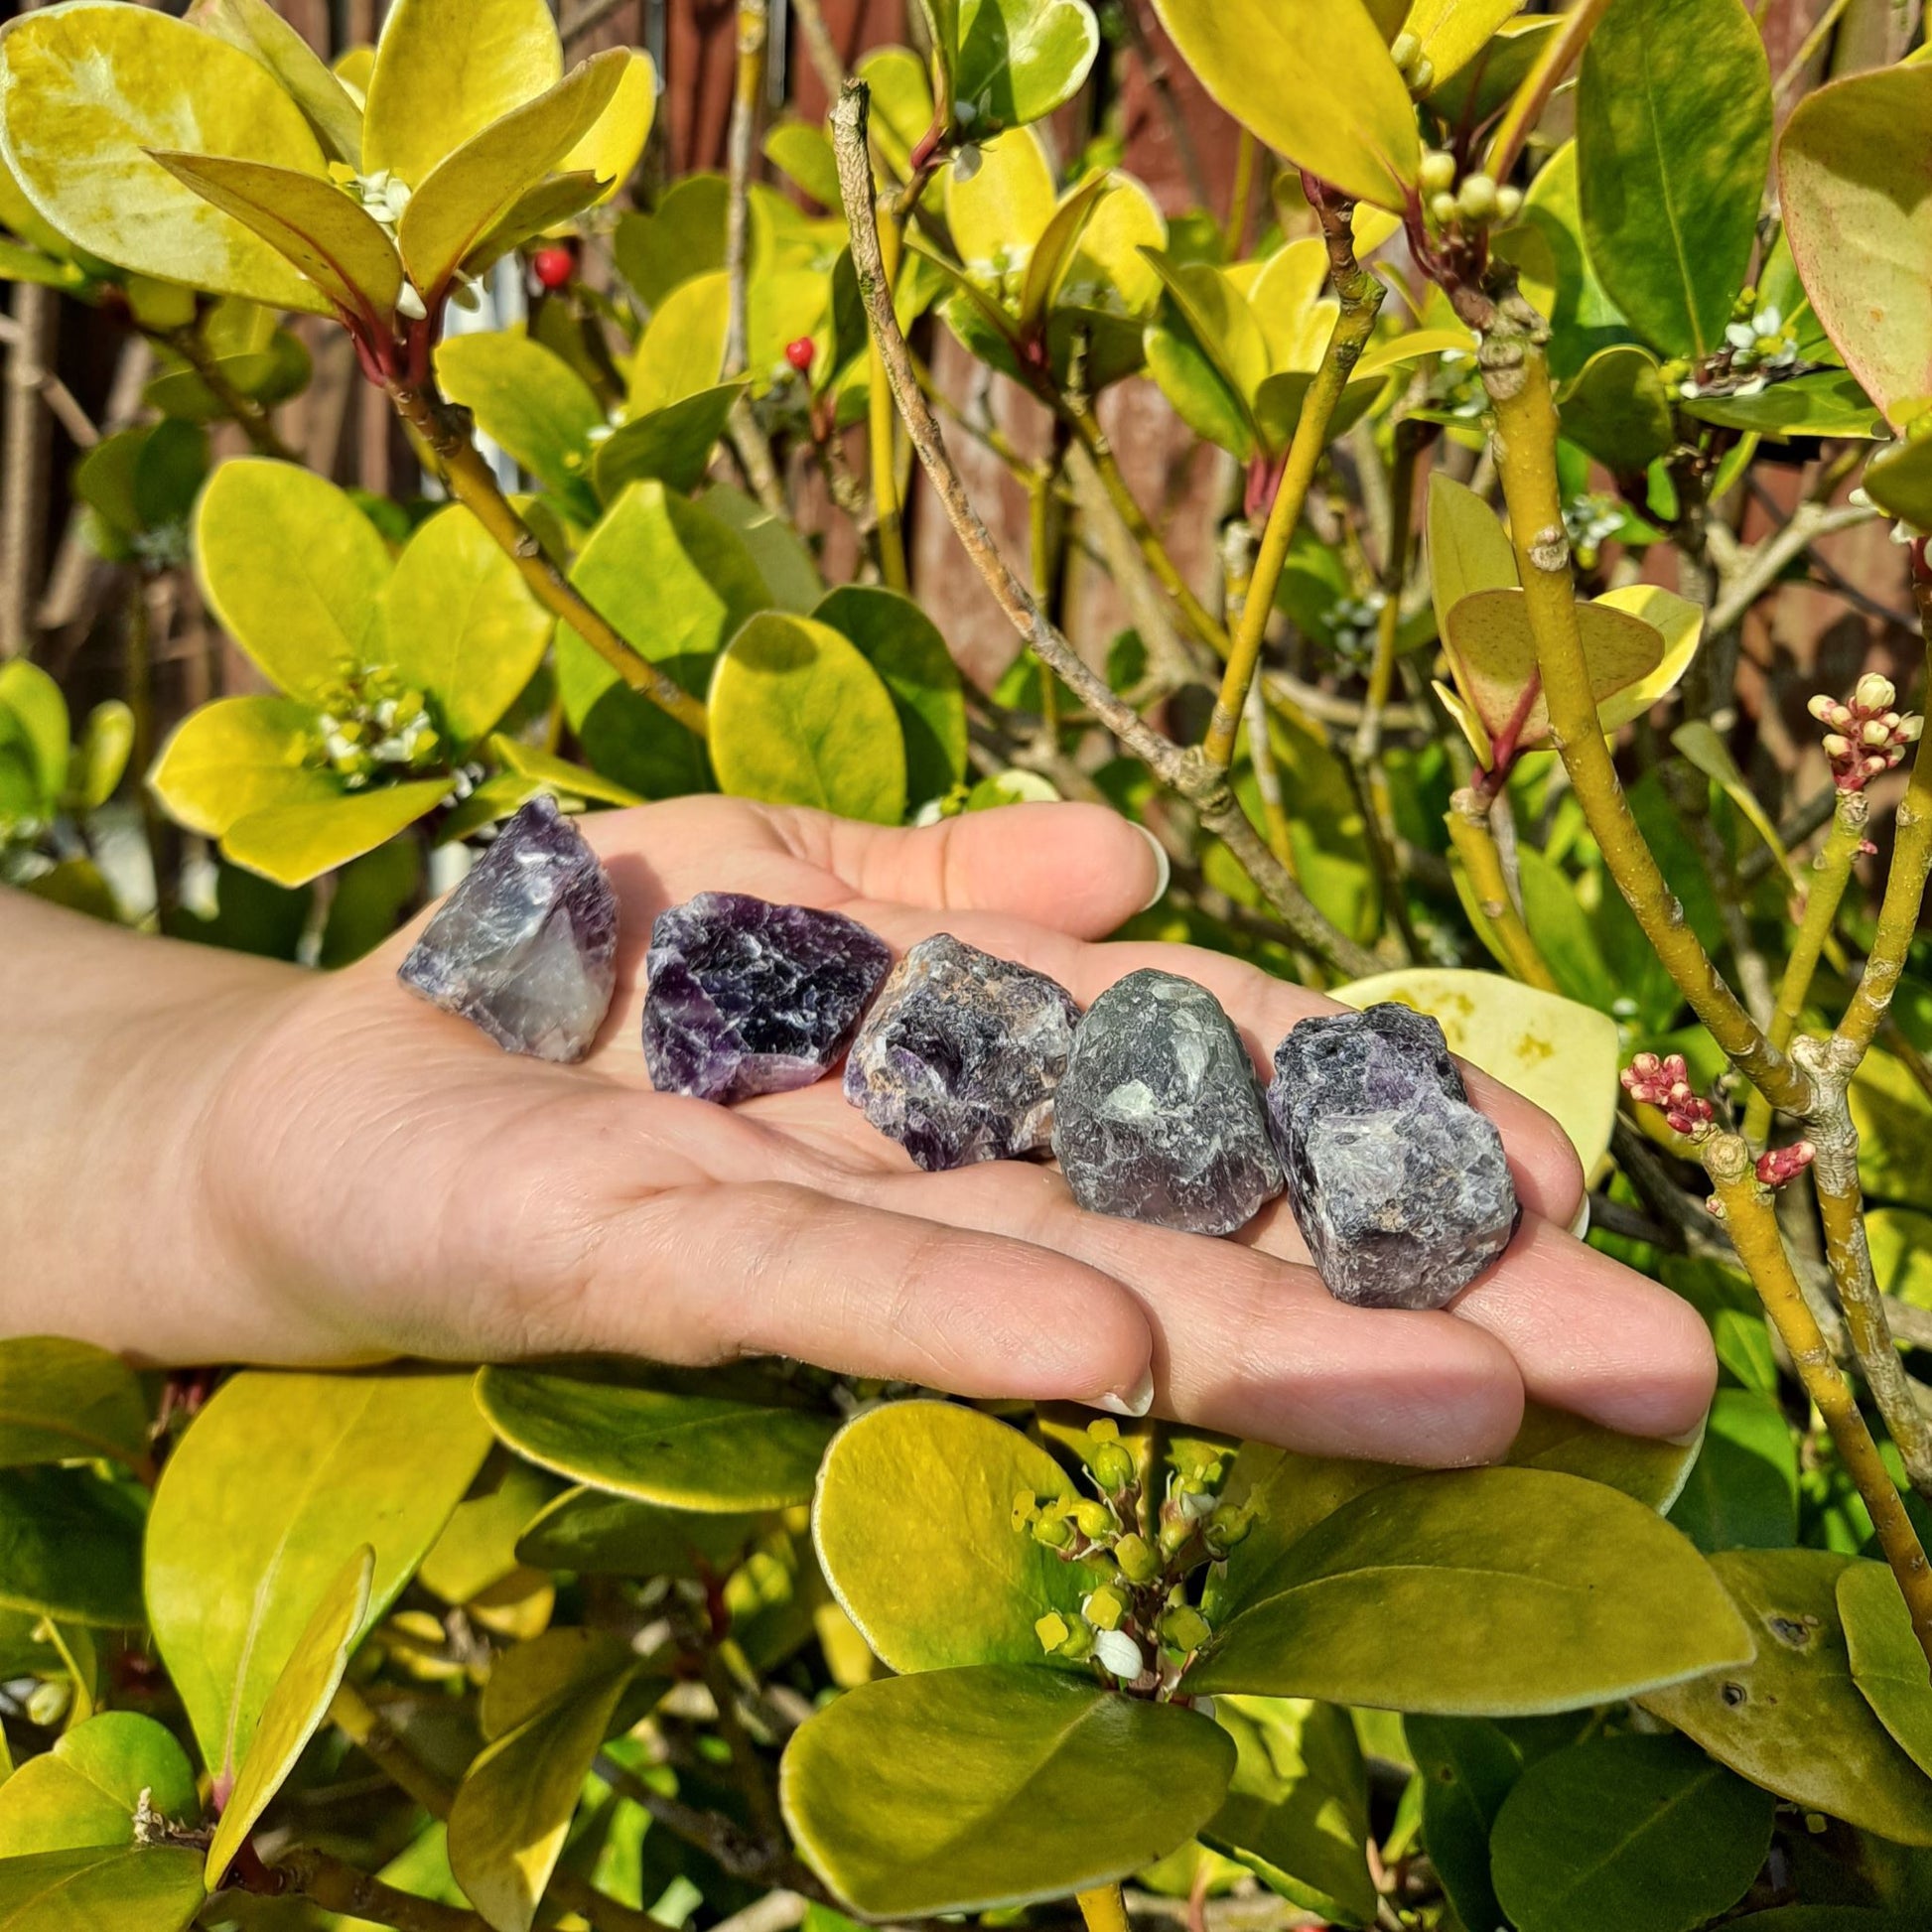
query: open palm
[{"left": 194, "top": 796, "right": 1714, "bottom": 1467}]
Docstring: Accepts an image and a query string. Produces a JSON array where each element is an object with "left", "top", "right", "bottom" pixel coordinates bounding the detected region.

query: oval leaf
[
  {"left": 206, "top": 1548, "right": 373, "bottom": 1887},
  {"left": 1190, "top": 1466, "right": 1754, "bottom": 1713},
  {"left": 814, "top": 1401, "right": 1097, "bottom": 1674},
  {"left": 0, "top": 1716, "right": 198, "bottom": 1858},
  {"left": 148, "top": 697, "right": 342, "bottom": 841},
  {"left": 144, "top": 1368, "right": 491, "bottom": 1778},
  {"left": 0, "top": 1469, "right": 144, "bottom": 1628},
  {"left": 0, "top": 1846, "right": 206, "bottom": 1932},
  {"left": 516, "top": 1487, "right": 764, "bottom": 1579},
  {"left": 709, "top": 613, "right": 907, "bottom": 824},
  {"left": 1840, "top": 1558, "right": 1932, "bottom": 1783},
  {"left": 1149, "top": 0, "right": 1419, "bottom": 212},
  {"left": 780, "top": 1666, "right": 1236, "bottom": 1916},
  {"left": 1640, "top": 1549, "right": 1932, "bottom": 1845},
  {"left": 189, "top": 0, "right": 363, "bottom": 167},
  {"left": 813, "top": 586, "right": 967, "bottom": 803},
  {"left": 221, "top": 780, "right": 446, "bottom": 888},
  {"left": 475, "top": 1366, "right": 839, "bottom": 1512},
  {"left": 0, "top": 1338, "right": 149, "bottom": 1471},
  {"left": 954, "top": 0, "right": 1099, "bottom": 132},
  {"left": 0, "top": 3, "right": 328, "bottom": 311}
]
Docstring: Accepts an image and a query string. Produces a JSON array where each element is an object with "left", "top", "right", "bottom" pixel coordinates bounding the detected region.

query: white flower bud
[
  {"left": 1495, "top": 185, "right": 1523, "bottom": 221},
  {"left": 1420, "top": 149, "right": 1457, "bottom": 194},
  {"left": 1863, "top": 719, "right": 1892, "bottom": 747},
  {"left": 1807, "top": 694, "right": 1835, "bottom": 722},
  {"left": 396, "top": 283, "right": 428, "bottom": 321},
  {"left": 1430, "top": 191, "right": 1459, "bottom": 228},
  {"left": 1092, "top": 1628, "right": 1144, "bottom": 1679},
  {"left": 1901, "top": 715, "right": 1925, "bottom": 742},
  {"left": 1857, "top": 673, "right": 1897, "bottom": 712},
  {"left": 1823, "top": 733, "right": 1851, "bottom": 759}
]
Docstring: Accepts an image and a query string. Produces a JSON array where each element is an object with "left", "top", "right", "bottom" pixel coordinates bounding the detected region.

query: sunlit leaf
[
  {"left": 813, "top": 587, "right": 967, "bottom": 803},
  {"left": 626, "top": 270, "right": 729, "bottom": 415},
  {"left": 189, "top": 0, "right": 363, "bottom": 166},
  {"left": 557, "top": 49, "right": 655, "bottom": 206},
  {"left": 0, "top": 1716, "right": 197, "bottom": 1858},
  {"left": 1594, "top": 584, "right": 1702, "bottom": 731},
  {"left": 1406, "top": 1716, "right": 1521, "bottom": 1932},
  {"left": 0, "top": 1846, "right": 206, "bottom": 1932},
  {"left": 435, "top": 331, "right": 603, "bottom": 521},
  {"left": 1403, "top": 0, "right": 1526, "bottom": 87},
  {"left": 1839, "top": 1559, "right": 1932, "bottom": 1783},
  {"left": 0, "top": 1338, "right": 149, "bottom": 1471},
  {"left": 593, "top": 383, "right": 745, "bottom": 501},
  {"left": 148, "top": 697, "right": 341, "bottom": 841},
  {"left": 952, "top": 0, "right": 1100, "bottom": 133},
  {"left": 221, "top": 780, "right": 444, "bottom": 888}
]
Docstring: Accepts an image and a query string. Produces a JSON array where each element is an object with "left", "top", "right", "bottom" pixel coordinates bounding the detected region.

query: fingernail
[
  {"left": 1134, "top": 824, "right": 1171, "bottom": 911},
  {"left": 1569, "top": 1197, "right": 1592, "bottom": 1240},
  {"left": 1097, "top": 1367, "right": 1155, "bottom": 1419}
]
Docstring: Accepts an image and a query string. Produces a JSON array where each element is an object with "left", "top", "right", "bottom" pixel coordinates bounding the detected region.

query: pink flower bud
[{"left": 1755, "top": 1141, "right": 1816, "bottom": 1188}]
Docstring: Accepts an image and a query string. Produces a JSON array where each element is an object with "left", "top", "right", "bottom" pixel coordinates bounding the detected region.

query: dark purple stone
[
  {"left": 1267, "top": 1002, "right": 1519, "bottom": 1311},
  {"left": 398, "top": 794, "right": 619, "bottom": 1063},
  {"left": 1051, "top": 968, "right": 1282, "bottom": 1236},
  {"left": 843, "top": 933, "right": 1079, "bottom": 1171},
  {"left": 643, "top": 892, "right": 892, "bottom": 1102}
]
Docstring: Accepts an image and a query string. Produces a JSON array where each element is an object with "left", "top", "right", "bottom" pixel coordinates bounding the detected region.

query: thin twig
[
  {"left": 266, "top": 1847, "right": 486, "bottom": 1932},
  {"left": 790, "top": 0, "right": 847, "bottom": 95},
  {"left": 722, "top": 0, "right": 787, "bottom": 520},
  {"left": 1709, "top": 501, "right": 1877, "bottom": 638},
  {"left": 830, "top": 81, "right": 1377, "bottom": 978}
]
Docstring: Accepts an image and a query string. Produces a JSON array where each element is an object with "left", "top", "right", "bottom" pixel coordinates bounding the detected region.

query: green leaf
[
  {"left": 1780, "top": 64, "right": 1932, "bottom": 429},
  {"left": 1498, "top": 139, "right": 1633, "bottom": 383},
  {"left": 486, "top": 738, "right": 643, "bottom": 811},
  {"left": 0, "top": 1469, "right": 143, "bottom": 1628},
  {"left": 1202, "top": 1697, "right": 1375, "bottom": 1926},
  {"left": 516, "top": 1487, "right": 764, "bottom": 1579},
  {"left": 813, "top": 1401, "right": 1097, "bottom": 1674},
  {"left": 0, "top": 1846, "right": 205, "bottom": 1932},
  {"left": 1852, "top": 1050, "right": 1932, "bottom": 1208},
  {"left": 1575, "top": 0, "right": 1771, "bottom": 360},
  {"left": 702, "top": 481, "right": 826, "bottom": 614},
  {"left": 1863, "top": 434, "right": 1932, "bottom": 532},
  {"left": 1406, "top": 1716, "right": 1522, "bottom": 1932},
  {"left": 188, "top": 0, "right": 364, "bottom": 167},
  {"left": 0, "top": 1338, "right": 148, "bottom": 1470},
  {"left": 1594, "top": 583, "right": 1703, "bottom": 731},
  {"left": 1489, "top": 1730, "right": 1773, "bottom": 1932},
  {"left": 953, "top": 0, "right": 1100, "bottom": 132},
  {"left": 378, "top": 506, "right": 549, "bottom": 750},
  {"left": 1640, "top": 1549, "right": 1932, "bottom": 1845},
  {"left": 1502, "top": 1401, "right": 1704, "bottom": 1513},
  {"left": 1190, "top": 1466, "right": 1754, "bottom": 1713},
  {"left": 0, "top": 3, "right": 329, "bottom": 313},
  {"left": 396, "top": 50, "right": 626, "bottom": 299},
  {"left": 613, "top": 176, "right": 730, "bottom": 309},
  {"left": 148, "top": 697, "right": 341, "bottom": 841},
  {"left": 1667, "top": 1389, "right": 1798, "bottom": 1553},
  {"left": 764, "top": 119, "right": 842, "bottom": 208},
  {"left": 1426, "top": 473, "right": 1517, "bottom": 681},
  {"left": 813, "top": 587, "right": 967, "bottom": 803},
  {"left": 0, "top": 663, "right": 66, "bottom": 806},
  {"left": 206, "top": 1549, "right": 371, "bottom": 1887},
  {"left": 462, "top": 171, "right": 606, "bottom": 280},
  {"left": 1331, "top": 968, "right": 1621, "bottom": 1175},
  {"left": 0, "top": 1716, "right": 198, "bottom": 1858},
  {"left": 475, "top": 1366, "right": 839, "bottom": 1511},
  {"left": 1673, "top": 720, "right": 1795, "bottom": 887},
  {"left": 1149, "top": 0, "right": 1420, "bottom": 212},
  {"left": 710, "top": 613, "right": 907, "bottom": 824},
  {"left": 361, "top": 0, "right": 562, "bottom": 190},
  {"left": 150, "top": 153, "right": 401, "bottom": 323},
  {"left": 557, "top": 480, "right": 766, "bottom": 798},
  {"left": 626, "top": 271, "right": 730, "bottom": 416},
  {"left": 417, "top": 1459, "right": 559, "bottom": 1610},
  {"left": 946, "top": 127, "right": 1056, "bottom": 276},
  {"left": 71, "top": 702, "right": 135, "bottom": 814},
  {"left": 592, "top": 383, "right": 746, "bottom": 501},
  {"left": 434, "top": 333, "right": 604, "bottom": 521},
  {"left": 196, "top": 461, "right": 392, "bottom": 701},
  {"left": 1516, "top": 846, "right": 1618, "bottom": 1012},
  {"left": 449, "top": 1633, "right": 638, "bottom": 1932},
  {"left": 1840, "top": 1559, "right": 1932, "bottom": 1782},
  {"left": 1559, "top": 345, "right": 1674, "bottom": 480},
  {"left": 780, "top": 1666, "right": 1236, "bottom": 1916},
  {"left": 1683, "top": 368, "right": 1884, "bottom": 440},
  {"left": 319, "top": 831, "right": 423, "bottom": 966},
  {"left": 221, "top": 780, "right": 445, "bottom": 888},
  {"left": 1426, "top": 15, "right": 1557, "bottom": 129},
  {"left": 1404, "top": 0, "right": 1527, "bottom": 87},
  {"left": 556, "top": 48, "right": 656, "bottom": 207},
  {"left": 144, "top": 1368, "right": 491, "bottom": 1778}
]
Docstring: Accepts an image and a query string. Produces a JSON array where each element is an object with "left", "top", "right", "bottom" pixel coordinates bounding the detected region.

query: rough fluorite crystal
[
  {"left": 1268, "top": 1002, "right": 1519, "bottom": 1311},
  {"left": 398, "top": 794, "right": 619, "bottom": 1064},
  {"left": 643, "top": 892, "right": 892, "bottom": 1103},
  {"left": 1051, "top": 968, "right": 1282, "bottom": 1236},
  {"left": 843, "top": 933, "right": 1079, "bottom": 1171}
]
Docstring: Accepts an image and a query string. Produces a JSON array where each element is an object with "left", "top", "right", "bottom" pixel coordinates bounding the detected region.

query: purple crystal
[
  {"left": 843, "top": 933, "right": 1079, "bottom": 1171},
  {"left": 398, "top": 794, "right": 619, "bottom": 1063},
  {"left": 1051, "top": 969, "right": 1283, "bottom": 1236},
  {"left": 643, "top": 892, "right": 892, "bottom": 1102},
  {"left": 1268, "top": 1003, "right": 1519, "bottom": 1311}
]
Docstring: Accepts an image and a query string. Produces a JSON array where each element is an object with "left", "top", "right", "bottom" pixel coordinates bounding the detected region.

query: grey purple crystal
[
  {"left": 1267, "top": 1002, "right": 1519, "bottom": 1311},
  {"left": 843, "top": 933, "right": 1079, "bottom": 1171},
  {"left": 1051, "top": 968, "right": 1283, "bottom": 1236},
  {"left": 398, "top": 794, "right": 619, "bottom": 1063},
  {"left": 643, "top": 892, "right": 892, "bottom": 1103}
]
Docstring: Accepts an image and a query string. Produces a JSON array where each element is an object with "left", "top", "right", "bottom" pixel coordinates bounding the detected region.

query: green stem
[
  {"left": 1202, "top": 193, "right": 1383, "bottom": 771},
  {"left": 1447, "top": 787, "right": 1559, "bottom": 990},
  {"left": 386, "top": 377, "right": 707, "bottom": 738}
]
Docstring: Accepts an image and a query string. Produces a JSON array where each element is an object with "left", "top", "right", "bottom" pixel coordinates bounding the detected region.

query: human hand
[{"left": 126, "top": 798, "right": 1713, "bottom": 1464}]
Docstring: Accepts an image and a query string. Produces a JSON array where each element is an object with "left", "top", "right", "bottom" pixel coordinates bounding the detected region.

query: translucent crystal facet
[
  {"left": 1268, "top": 1002, "right": 1519, "bottom": 1311},
  {"left": 642, "top": 892, "right": 892, "bottom": 1102},
  {"left": 843, "top": 933, "right": 1079, "bottom": 1171},
  {"left": 397, "top": 795, "right": 619, "bottom": 1063},
  {"left": 1051, "top": 968, "right": 1283, "bottom": 1236}
]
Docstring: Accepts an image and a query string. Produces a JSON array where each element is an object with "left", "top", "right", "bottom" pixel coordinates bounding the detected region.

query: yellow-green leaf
[
  {"left": 1594, "top": 584, "right": 1703, "bottom": 731},
  {"left": 1864, "top": 431, "right": 1932, "bottom": 531},
  {"left": 489, "top": 737, "right": 644, "bottom": 810},
  {"left": 556, "top": 49, "right": 655, "bottom": 206},
  {"left": 148, "top": 697, "right": 341, "bottom": 840},
  {"left": 1557, "top": 345, "right": 1674, "bottom": 482},
  {"left": 222, "top": 780, "right": 446, "bottom": 887},
  {"left": 1840, "top": 1558, "right": 1932, "bottom": 1783},
  {"left": 1402, "top": 0, "right": 1526, "bottom": 85},
  {"left": 0, "top": 662, "right": 66, "bottom": 809},
  {"left": 0, "top": 2, "right": 329, "bottom": 312},
  {"left": 1642, "top": 1549, "right": 1932, "bottom": 1845},
  {"left": 0, "top": 1715, "right": 197, "bottom": 1858},
  {"left": 1427, "top": 472, "right": 1516, "bottom": 666},
  {"left": 626, "top": 270, "right": 730, "bottom": 416},
  {"left": 149, "top": 153, "right": 401, "bottom": 323},
  {"left": 0, "top": 1338, "right": 148, "bottom": 1471},
  {"left": 377, "top": 506, "right": 549, "bottom": 750},
  {"left": 396, "top": 50, "right": 626, "bottom": 299},
  {"left": 435, "top": 331, "right": 603, "bottom": 519},
  {"left": 1332, "top": 968, "right": 1619, "bottom": 1175},
  {"left": 144, "top": 1370, "right": 491, "bottom": 1776},
  {"left": 206, "top": 1549, "right": 372, "bottom": 1887},
  {"left": 188, "top": 0, "right": 363, "bottom": 167},
  {"left": 361, "top": 0, "right": 562, "bottom": 189},
  {"left": 947, "top": 127, "right": 1056, "bottom": 279},
  {"left": 0, "top": 1845, "right": 206, "bottom": 1932},
  {"left": 1672, "top": 719, "right": 1795, "bottom": 886},
  {"left": 196, "top": 460, "right": 392, "bottom": 700},
  {"left": 1149, "top": 0, "right": 1420, "bottom": 212},
  {"left": 0, "top": 1468, "right": 144, "bottom": 1628},
  {"left": 953, "top": 0, "right": 1100, "bottom": 133},
  {"left": 710, "top": 613, "right": 906, "bottom": 823}
]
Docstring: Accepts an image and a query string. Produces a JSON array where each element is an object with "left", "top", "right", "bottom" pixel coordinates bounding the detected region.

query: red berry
[
  {"left": 784, "top": 336, "right": 815, "bottom": 373},
  {"left": 532, "top": 245, "right": 575, "bottom": 292}
]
